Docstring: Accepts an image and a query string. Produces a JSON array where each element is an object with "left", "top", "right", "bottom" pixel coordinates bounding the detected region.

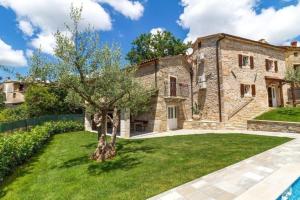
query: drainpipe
[
  {"left": 190, "top": 66, "right": 194, "bottom": 118},
  {"left": 154, "top": 60, "right": 158, "bottom": 89},
  {"left": 216, "top": 34, "right": 226, "bottom": 122}
]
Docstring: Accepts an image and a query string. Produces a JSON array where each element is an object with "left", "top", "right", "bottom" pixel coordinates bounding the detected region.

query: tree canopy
[
  {"left": 126, "top": 30, "right": 190, "bottom": 64},
  {"left": 27, "top": 6, "right": 154, "bottom": 161}
]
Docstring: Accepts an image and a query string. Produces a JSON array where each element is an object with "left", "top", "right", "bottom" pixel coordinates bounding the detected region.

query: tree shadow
[
  {"left": 55, "top": 156, "right": 90, "bottom": 169},
  {"left": 57, "top": 139, "right": 156, "bottom": 174},
  {"left": 87, "top": 155, "right": 141, "bottom": 175}
]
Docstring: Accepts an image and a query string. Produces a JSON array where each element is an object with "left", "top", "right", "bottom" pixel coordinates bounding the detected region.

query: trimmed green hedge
[{"left": 0, "top": 121, "right": 84, "bottom": 182}]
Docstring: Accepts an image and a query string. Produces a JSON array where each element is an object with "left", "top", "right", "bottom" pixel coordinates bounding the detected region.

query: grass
[
  {"left": 255, "top": 107, "right": 300, "bottom": 122},
  {"left": 0, "top": 132, "right": 291, "bottom": 200}
]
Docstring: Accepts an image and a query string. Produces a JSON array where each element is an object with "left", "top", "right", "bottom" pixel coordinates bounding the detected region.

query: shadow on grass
[
  {"left": 87, "top": 155, "right": 141, "bottom": 175},
  {"left": 58, "top": 139, "right": 156, "bottom": 174}
]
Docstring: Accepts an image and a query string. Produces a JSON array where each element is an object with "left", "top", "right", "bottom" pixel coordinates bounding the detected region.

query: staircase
[{"left": 225, "top": 99, "right": 269, "bottom": 130}]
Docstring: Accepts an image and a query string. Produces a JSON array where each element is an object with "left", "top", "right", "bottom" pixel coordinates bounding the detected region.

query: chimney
[{"left": 291, "top": 41, "right": 298, "bottom": 47}]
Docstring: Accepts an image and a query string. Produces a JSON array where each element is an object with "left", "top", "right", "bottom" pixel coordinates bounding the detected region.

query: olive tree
[{"left": 30, "top": 7, "right": 153, "bottom": 161}]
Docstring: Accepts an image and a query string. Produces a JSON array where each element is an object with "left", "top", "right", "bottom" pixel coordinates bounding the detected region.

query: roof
[
  {"left": 265, "top": 76, "right": 291, "bottom": 83},
  {"left": 138, "top": 55, "right": 187, "bottom": 68},
  {"left": 193, "top": 33, "right": 298, "bottom": 51}
]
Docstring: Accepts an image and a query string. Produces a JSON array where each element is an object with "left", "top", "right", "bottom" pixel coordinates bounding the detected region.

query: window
[
  {"left": 244, "top": 85, "right": 251, "bottom": 97},
  {"left": 294, "top": 64, "right": 300, "bottom": 71},
  {"left": 294, "top": 52, "right": 299, "bottom": 57},
  {"left": 238, "top": 54, "right": 254, "bottom": 69},
  {"left": 13, "top": 93, "right": 16, "bottom": 98},
  {"left": 198, "top": 42, "right": 202, "bottom": 49},
  {"left": 242, "top": 56, "right": 249, "bottom": 66},
  {"left": 265, "top": 59, "right": 278, "bottom": 72},
  {"left": 241, "top": 84, "right": 256, "bottom": 98}
]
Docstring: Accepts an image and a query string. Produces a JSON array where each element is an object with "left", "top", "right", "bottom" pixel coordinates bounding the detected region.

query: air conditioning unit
[
  {"left": 197, "top": 53, "right": 205, "bottom": 61},
  {"left": 198, "top": 74, "right": 207, "bottom": 89}
]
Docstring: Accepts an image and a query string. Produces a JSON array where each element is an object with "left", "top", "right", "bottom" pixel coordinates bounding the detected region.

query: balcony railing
[{"left": 164, "top": 82, "right": 189, "bottom": 98}]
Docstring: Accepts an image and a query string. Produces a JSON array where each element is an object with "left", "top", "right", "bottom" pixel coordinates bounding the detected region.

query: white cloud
[
  {"left": 0, "top": 0, "right": 144, "bottom": 54},
  {"left": 150, "top": 27, "right": 165, "bottom": 35},
  {"left": 18, "top": 20, "right": 34, "bottom": 36},
  {"left": 25, "top": 49, "right": 34, "bottom": 58},
  {"left": 178, "top": 0, "right": 300, "bottom": 44},
  {"left": 98, "top": 0, "right": 144, "bottom": 20},
  {"left": 0, "top": 38, "right": 27, "bottom": 67},
  {"left": 30, "top": 33, "right": 57, "bottom": 55}
]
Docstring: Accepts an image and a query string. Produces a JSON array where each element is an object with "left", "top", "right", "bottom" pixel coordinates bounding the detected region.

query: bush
[
  {"left": 0, "top": 104, "right": 28, "bottom": 122},
  {"left": 0, "top": 120, "right": 83, "bottom": 182}
]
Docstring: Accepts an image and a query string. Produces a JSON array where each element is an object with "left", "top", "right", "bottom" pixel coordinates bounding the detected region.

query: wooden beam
[
  {"left": 291, "top": 82, "right": 296, "bottom": 107},
  {"left": 279, "top": 83, "right": 284, "bottom": 107}
]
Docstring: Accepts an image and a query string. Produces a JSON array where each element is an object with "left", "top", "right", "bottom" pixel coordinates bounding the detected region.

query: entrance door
[
  {"left": 268, "top": 86, "right": 277, "bottom": 107},
  {"left": 167, "top": 106, "right": 177, "bottom": 130},
  {"left": 170, "top": 76, "right": 177, "bottom": 96}
]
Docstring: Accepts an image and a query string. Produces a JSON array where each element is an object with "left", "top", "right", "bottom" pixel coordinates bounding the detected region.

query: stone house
[
  {"left": 0, "top": 80, "right": 25, "bottom": 106},
  {"left": 85, "top": 33, "right": 300, "bottom": 137}
]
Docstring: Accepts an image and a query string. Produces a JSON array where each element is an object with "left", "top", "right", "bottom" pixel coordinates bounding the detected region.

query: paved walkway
[{"left": 134, "top": 130, "right": 300, "bottom": 200}]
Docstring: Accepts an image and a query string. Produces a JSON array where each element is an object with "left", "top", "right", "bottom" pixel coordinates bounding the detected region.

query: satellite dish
[{"left": 186, "top": 48, "right": 194, "bottom": 56}]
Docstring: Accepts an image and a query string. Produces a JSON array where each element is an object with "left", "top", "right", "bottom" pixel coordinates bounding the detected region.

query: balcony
[{"left": 163, "top": 81, "right": 189, "bottom": 99}]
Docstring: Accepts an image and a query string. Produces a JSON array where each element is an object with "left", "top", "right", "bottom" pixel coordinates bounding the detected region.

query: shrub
[
  {"left": 0, "top": 104, "right": 28, "bottom": 122},
  {"left": 0, "top": 120, "right": 83, "bottom": 182}
]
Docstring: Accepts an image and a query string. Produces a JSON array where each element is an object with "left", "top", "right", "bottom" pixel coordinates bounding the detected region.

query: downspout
[
  {"left": 190, "top": 64, "right": 194, "bottom": 118},
  {"left": 154, "top": 60, "right": 158, "bottom": 89},
  {"left": 216, "top": 34, "right": 226, "bottom": 122}
]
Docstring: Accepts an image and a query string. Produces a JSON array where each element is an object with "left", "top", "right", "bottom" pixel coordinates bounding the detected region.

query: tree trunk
[
  {"left": 111, "top": 107, "right": 119, "bottom": 146},
  {"left": 91, "top": 109, "right": 117, "bottom": 162}
]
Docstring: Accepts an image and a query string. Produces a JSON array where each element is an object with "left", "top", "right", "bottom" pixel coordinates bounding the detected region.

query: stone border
[
  {"left": 235, "top": 164, "right": 300, "bottom": 200},
  {"left": 248, "top": 119, "right": 300, "bottom": 133}
]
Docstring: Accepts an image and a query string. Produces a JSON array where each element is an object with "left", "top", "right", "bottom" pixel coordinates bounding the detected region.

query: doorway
[
  {"left": 167, "top": 106, "right": 178, "bottom": 130},
  {"left": 268, "top": 86, "right": 277, "bottom": 107}
]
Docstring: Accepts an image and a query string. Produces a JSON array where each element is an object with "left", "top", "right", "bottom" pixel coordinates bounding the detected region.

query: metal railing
[
  {"left": 0, "top": 114, "right": 84, "bottom": 133},
  {"left": 164, "top": 82, "right": 189, "bottom": 98},
  {"left": 228, "top": 98, "right": 254, "bottom": 120}
]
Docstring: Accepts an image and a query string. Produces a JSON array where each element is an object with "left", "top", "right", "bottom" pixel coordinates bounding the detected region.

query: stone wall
[
  {"left": 133, "top": 55, "right": 192, "bottom": 133},
  {"left": 248, "top": 119, "right": 300, "bottom": 133},
  {"left": 192, "top": 37, "right": 221, "bottom": 121},
  {"left": 286, "top": 49, "right": 300, "bottom": 68},
  {"left": 183, "top": 120, "right": 224, "bottom": 130},
  {"left": 220, "top": 38, "right": 287, "bottom": 122}
]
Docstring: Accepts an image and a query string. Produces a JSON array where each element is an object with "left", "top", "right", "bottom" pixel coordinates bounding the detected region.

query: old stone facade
[
  {"left": 0, "top": 81, "right": 25, "bottom": 106},
  {"left": 133, "top": 55, "right": 192, "bottom": 133},
  {"left": 85, "top": 33, "right": 300, "bottom": 136},
  {"left": 188, "top": 33, "right": 297, "bottom": 130}
]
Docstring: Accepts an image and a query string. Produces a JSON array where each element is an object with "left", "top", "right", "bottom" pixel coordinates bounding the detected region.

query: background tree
[
  {"left": 29, "top": 7, "right": 153, "bottom": 161},
  {"left": 24, "top": 85, "right": 58, "bottom": 118},
  {"left": 285, "top": 67, "right": 300, "bottom": 107},
  {"left": 126, "top": 30, "right": 190, "bottom": 64},
  {"left": 0, "top": 92, "right": 5, "bottom": 111},
  {"left": 286, "top": 67, "right": 300, "bottom": 82}
]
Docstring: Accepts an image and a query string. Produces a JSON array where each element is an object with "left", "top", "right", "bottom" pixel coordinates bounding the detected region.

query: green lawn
[
  {"left": 255, "top": 107, "right": 300, "bottom": 122},
  {"left": 0, "top": 132, "right": 291, "bottom": 200}
]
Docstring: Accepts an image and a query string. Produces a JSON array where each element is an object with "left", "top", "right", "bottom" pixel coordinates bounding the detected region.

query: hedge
[{"left": 0, "top": 121, "right": 84, "bottom": 182}]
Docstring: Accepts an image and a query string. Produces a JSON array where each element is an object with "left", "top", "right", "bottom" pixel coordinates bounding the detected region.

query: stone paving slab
[{"left": 145, "top": 130, "right": 300, "bottom": 200}]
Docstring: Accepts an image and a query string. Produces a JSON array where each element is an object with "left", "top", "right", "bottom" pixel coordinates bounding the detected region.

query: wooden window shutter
[
  {"left": 240, "top": 84, "right": 245, "bottom": 97},
  {"left": 265, "top": 59, "right": 269, "bottom": 71},
  {"left": 274, "top": 61, "right": 278, "bottom": 72},
  {"left": 251, "top": 85, "right": 256, "bottom": 97},
  {"left": 238, "top": 54, "right": 243, "bottom": 67},
  {"left": 250, "top": 56, "right": 254, "bottom": 69}
]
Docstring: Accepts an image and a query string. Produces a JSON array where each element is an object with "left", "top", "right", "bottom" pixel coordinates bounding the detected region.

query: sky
[{"left": 0, "top": 0, "right": 300, "bottom": 79}]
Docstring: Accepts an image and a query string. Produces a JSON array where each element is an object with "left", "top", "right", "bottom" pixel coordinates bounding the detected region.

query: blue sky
[{"left": 1, "top": 0, "right": 300, "bottom": 79}]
